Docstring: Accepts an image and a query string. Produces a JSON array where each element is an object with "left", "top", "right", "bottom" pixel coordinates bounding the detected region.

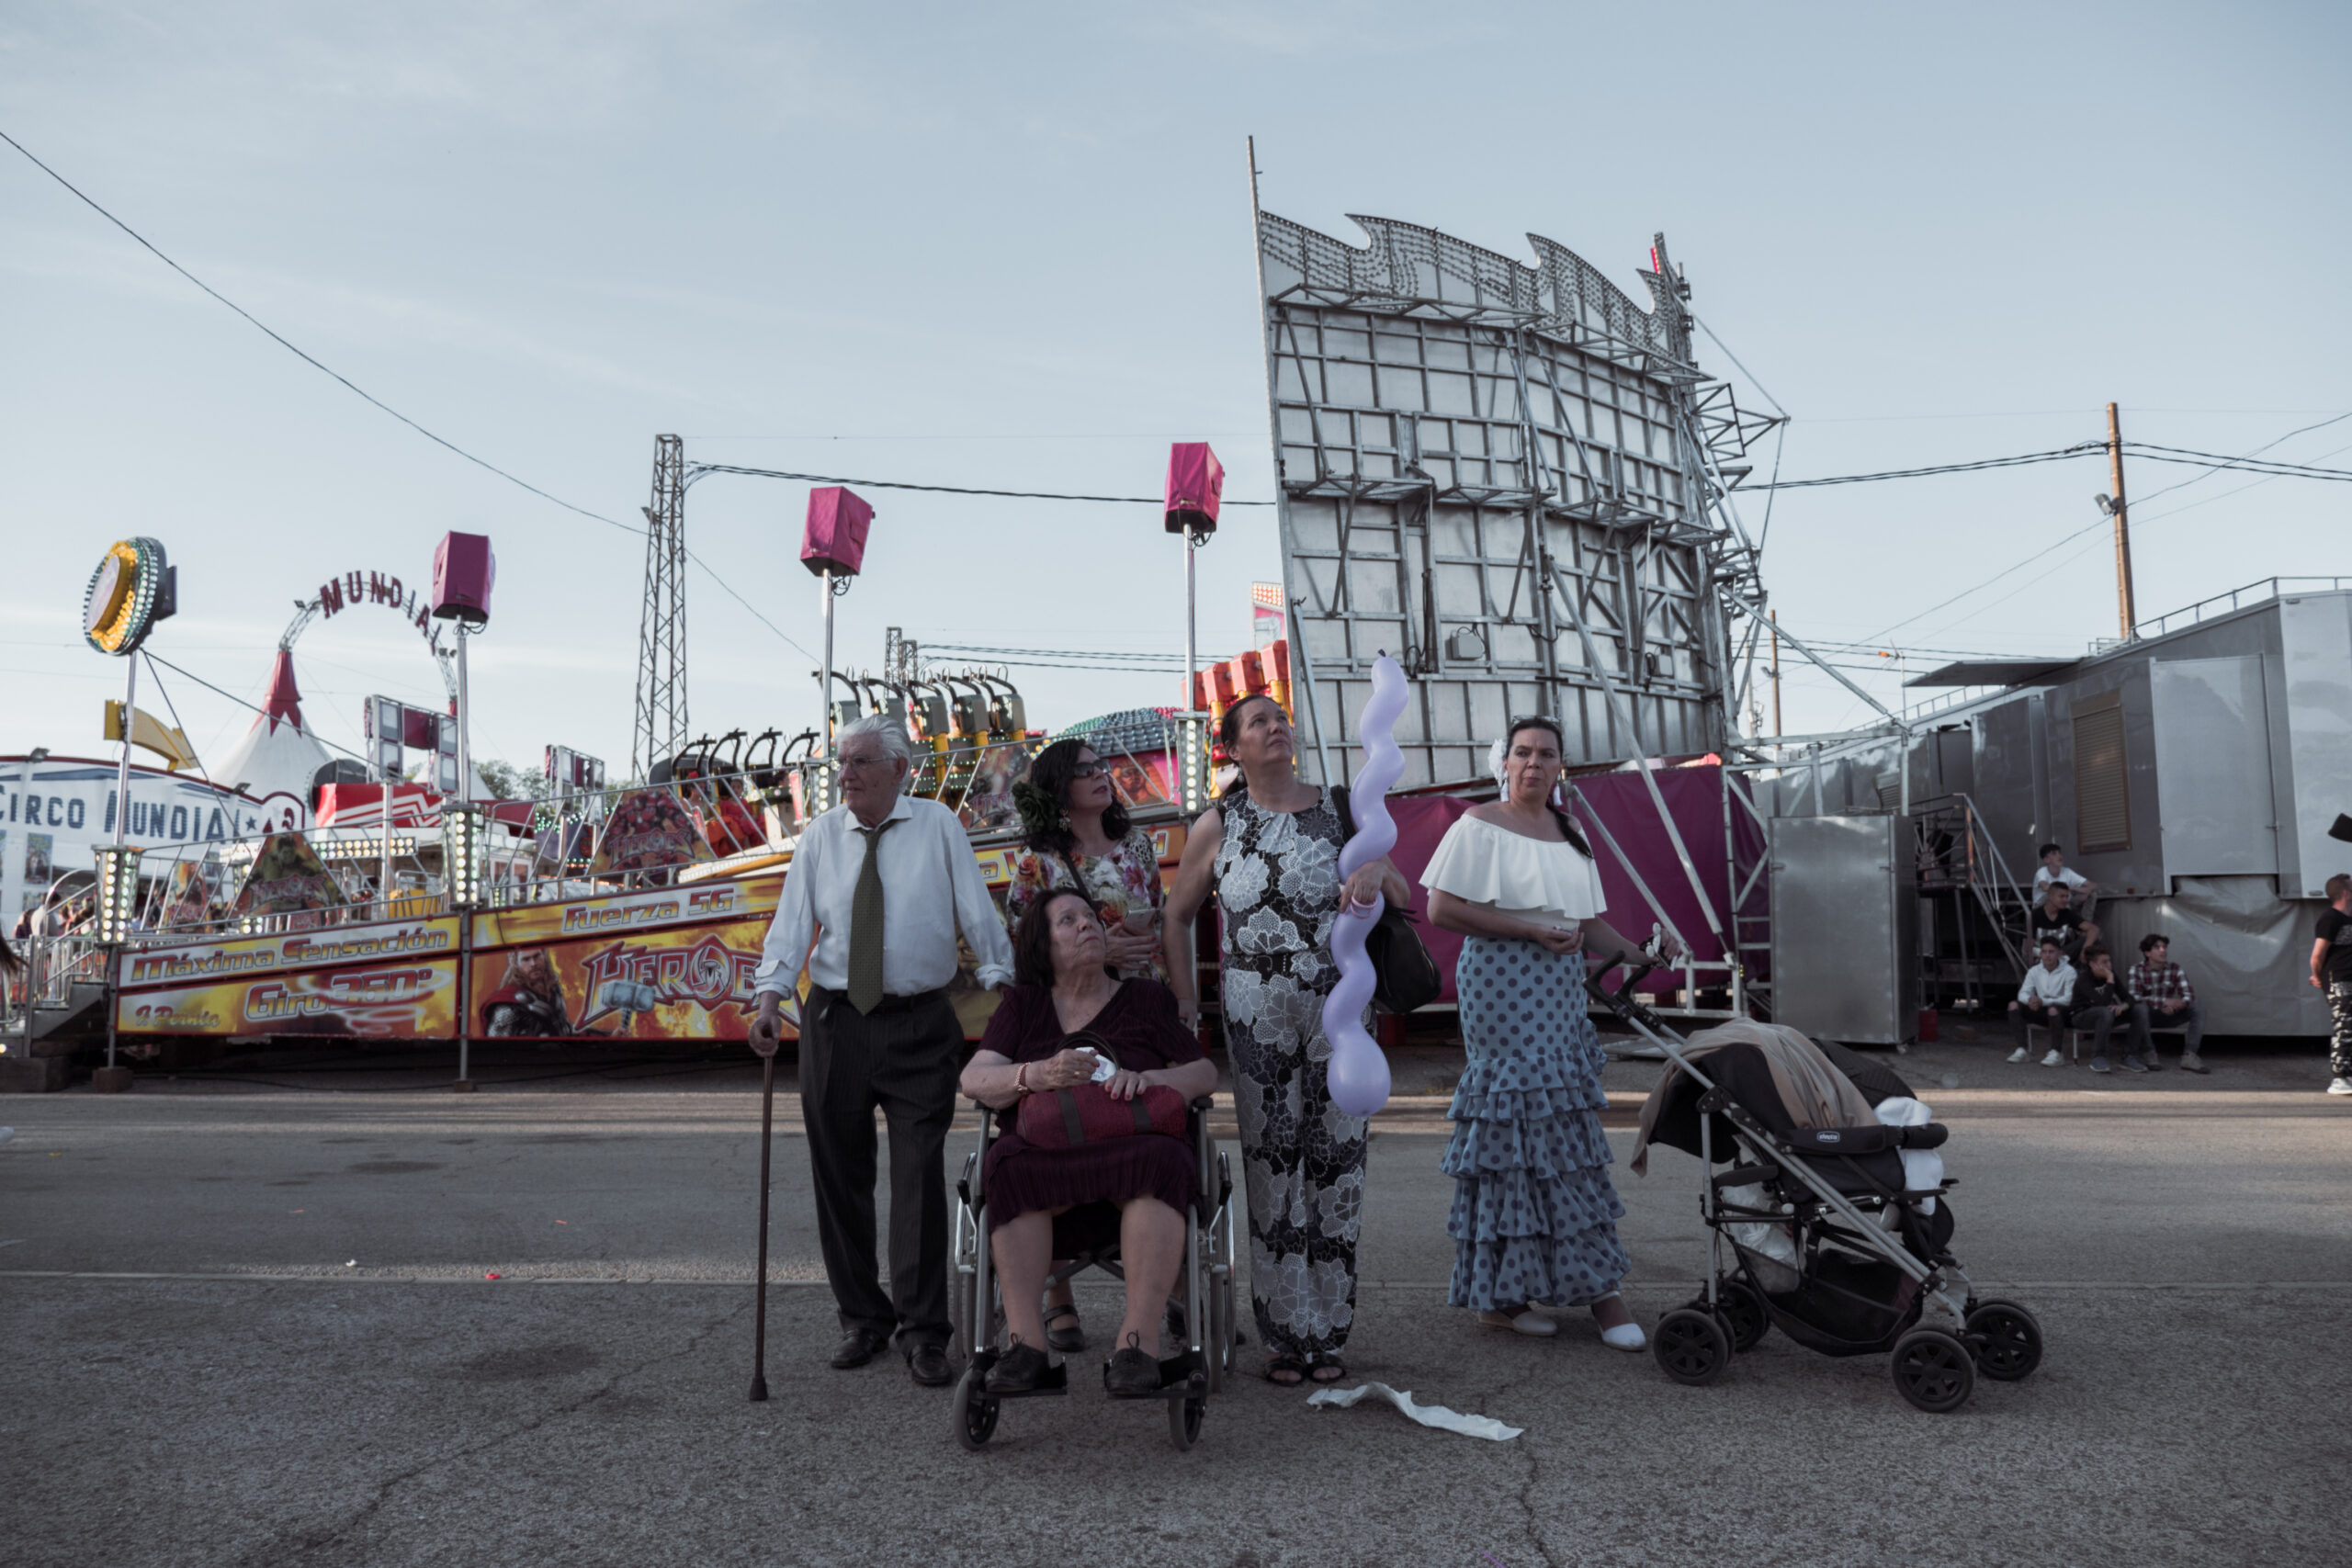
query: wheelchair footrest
[{"left": 967, "top": 1349, "right": 1069, "bottom": 1399}]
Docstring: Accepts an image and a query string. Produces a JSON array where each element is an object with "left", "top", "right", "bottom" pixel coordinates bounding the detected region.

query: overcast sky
[{"left": 5, "top": 0, "right": 2346, "bottom": 783}]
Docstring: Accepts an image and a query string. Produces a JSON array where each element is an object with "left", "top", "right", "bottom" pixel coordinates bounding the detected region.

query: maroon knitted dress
[{"left": 978, "top": 979, "right": 1205, "bottom": 1249}]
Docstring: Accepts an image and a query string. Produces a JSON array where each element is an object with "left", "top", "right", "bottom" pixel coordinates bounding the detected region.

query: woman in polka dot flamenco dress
[{"left": 1421, "top": 716, "right": 1682, "bottom": 1349}]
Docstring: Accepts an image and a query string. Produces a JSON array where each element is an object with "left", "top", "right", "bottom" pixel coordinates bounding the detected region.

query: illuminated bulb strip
[{"left": 82, "top": 537, "right": 167, "bottom": 656}]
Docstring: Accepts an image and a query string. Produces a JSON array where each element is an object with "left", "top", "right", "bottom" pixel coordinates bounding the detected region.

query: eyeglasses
[
  {"left": 1069, "top": 761, "right": 1104, "bottom": 779},
  {"left": 837, "top": 754, "right": 900, "bottom": 773}
]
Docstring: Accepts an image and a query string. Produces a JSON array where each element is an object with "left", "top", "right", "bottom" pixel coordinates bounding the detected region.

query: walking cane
[{"left": 750, "top": 1046, "right": 776, "bottom": 1402}]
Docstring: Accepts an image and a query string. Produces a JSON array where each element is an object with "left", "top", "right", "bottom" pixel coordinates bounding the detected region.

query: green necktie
[{"left": 845, "top": 818, "right": 897, "bottom": 1014}]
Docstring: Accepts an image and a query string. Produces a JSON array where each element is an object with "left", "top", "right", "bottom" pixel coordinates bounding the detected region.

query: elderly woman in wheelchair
[{"left": 959, "top": 888, "right": 1220, "bottom": 1397}]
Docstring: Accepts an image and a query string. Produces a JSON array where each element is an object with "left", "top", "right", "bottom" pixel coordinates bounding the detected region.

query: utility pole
[
  {"left": 1769, "top": 610, "right": 1782, "bottom": 738},
  {"left": 2106, "top": 402, "right": 2137, "bottom": 640}
]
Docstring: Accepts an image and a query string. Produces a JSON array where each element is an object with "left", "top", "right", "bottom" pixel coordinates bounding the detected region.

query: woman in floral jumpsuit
[{"left": 1166, "top": 694, "right": 1408, "bottom": 1383}]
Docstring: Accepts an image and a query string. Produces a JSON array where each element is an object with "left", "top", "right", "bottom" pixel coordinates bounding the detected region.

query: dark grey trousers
[
  {"left": 2133, "top": 999, "right": 2203, "bottom": 1054},
  {"left": 2074, "top": 1003, "right": 2148, "bottom": 1061},
  {"left": 799, "top": 988, "right": 962, "bottom": 1351}
]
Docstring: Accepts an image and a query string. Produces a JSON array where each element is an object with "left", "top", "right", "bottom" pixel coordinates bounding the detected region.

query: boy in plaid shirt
[{"left": 2131, "top": 933, "right": 2204, "bottom": 1075}]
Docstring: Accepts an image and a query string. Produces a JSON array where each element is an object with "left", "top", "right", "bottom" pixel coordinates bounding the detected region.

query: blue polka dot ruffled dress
[{"left": 1442, "top": 938, "right": 1629, "bottom": 1310}]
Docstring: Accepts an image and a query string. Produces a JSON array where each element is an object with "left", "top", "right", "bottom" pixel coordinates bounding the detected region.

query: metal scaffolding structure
[
  {"left": 632, "top": 433, "right": 689, "bottom": 778},
  {"left": 1251, "top": 206, "right": 1780, "bottom": 787}
]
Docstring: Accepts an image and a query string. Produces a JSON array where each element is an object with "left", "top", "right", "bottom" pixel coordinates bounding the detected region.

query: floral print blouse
[{"left": 1005, "top": 825, "right": 1167, "bottom": 982}]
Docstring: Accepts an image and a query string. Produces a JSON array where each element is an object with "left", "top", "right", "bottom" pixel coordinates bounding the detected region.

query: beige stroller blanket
[{"left": 1629, "top": 1020, "right": 1880, "bottom": 1176}]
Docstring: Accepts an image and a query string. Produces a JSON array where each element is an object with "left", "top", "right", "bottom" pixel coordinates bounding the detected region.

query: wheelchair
[{"left": 948, "top": 1093, "right": 1240, "bottom": 1450}]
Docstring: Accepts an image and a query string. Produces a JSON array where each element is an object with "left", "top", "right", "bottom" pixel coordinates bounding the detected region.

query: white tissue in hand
[{"left": 1088, "top": 1050, "right": 1118, "bottom": 1084}]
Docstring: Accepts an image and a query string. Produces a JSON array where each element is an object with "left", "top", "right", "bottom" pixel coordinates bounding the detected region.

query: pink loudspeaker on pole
[
  {"left": 430, "top": 532, "right": 496, "bottom": 626},
  {"left": 1322, "top": 653, "right": 1408, "bottom": 1118},
  {"left": 800, "top": 487, "right": 874, "bottom": 578},
  {"left": 1164, "top": 444, "right": 1224, "bottom": 536},
  {"left": 801, "top": 486, "right": 873, "bottom": 761}
]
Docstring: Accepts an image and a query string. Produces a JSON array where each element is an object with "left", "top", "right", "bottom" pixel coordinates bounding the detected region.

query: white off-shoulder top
[{"left": 1419, "top": 811, "right": 1604, "bottom": 925}]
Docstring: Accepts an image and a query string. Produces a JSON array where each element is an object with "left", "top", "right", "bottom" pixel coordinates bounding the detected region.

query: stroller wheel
[
  {"left": 1653, "top": 1308, "right": 1732, "bottom": 1386},
  {"left": 1891, "top": 1327, "right": 1975, "bottom": 1413},
  {"left": 1964, "top": 1299, "right": 2044, "bottom": 1382},
  {"left": 952, "top": 1365, "right": 1001, "bottom": 1451},
  {"left": 1715, "top": 1278, "right": 1770, "bottom": 1353}
]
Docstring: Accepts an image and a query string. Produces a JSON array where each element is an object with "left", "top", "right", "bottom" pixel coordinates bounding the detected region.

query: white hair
[{"left": 835, "top": 715, "right": 912, "bottom": 792}]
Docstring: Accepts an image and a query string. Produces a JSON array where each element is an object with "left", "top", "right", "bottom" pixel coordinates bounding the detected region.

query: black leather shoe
[
  {"left": 1104, "top": 1345, "right": 1161, "bottom": 1398},
  {"left": 829, "top": 1329, "right": 891, "bottom": 1371},
  {"left": 907, "top": 1342, "right": 956, "bottom": 1387},
  {"left": 984, "top": 1342, "right": 1049, "bottom": 1394}
]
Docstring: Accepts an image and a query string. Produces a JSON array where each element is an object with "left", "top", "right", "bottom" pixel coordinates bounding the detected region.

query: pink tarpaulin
[
  {"left": 1374, "top": 767, "right": 1764, "bottom": 1005},
  {"left": 1569, "top": 766, "right": 1765, "bottom": 989}
]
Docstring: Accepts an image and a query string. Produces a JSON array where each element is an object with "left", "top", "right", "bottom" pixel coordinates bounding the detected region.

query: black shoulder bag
[{"left": 1330, "top": 785, "right": 1442, "bottom": 1014}]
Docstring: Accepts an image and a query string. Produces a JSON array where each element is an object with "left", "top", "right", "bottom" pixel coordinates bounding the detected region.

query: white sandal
[
  {"left": 1591, "top": 1292, "right": 1646, "bottom": 1351},
  {"left": 1476, "top": 1306, "right": 1558, "bottom": 1337}
]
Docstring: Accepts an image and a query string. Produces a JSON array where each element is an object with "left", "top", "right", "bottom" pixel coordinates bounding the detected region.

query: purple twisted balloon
[{"left": 1323, "top": 653, "right": 1408, "bottom": 1118}]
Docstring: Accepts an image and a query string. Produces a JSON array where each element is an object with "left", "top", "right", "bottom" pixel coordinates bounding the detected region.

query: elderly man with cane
[{"left": 749, "top": 715, "right": 1013, "bottom": 1387}]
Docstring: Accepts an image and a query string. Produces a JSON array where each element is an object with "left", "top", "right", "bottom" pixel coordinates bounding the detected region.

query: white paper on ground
[{"left": 1306, "top": 1381, "right": 1522, "bottom": 1441}]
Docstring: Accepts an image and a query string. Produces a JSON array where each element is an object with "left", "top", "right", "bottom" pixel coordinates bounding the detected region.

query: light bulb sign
[{"left": 82, "top": 537, "right": 176, "bottom": 656}]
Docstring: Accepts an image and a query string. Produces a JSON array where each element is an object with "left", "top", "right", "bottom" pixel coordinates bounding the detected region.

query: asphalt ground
[{"left": 3, "top": 1038, "right": 2348, "bottom": 1567}]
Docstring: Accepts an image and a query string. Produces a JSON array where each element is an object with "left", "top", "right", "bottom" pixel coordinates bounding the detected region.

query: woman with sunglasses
[
  {"left": 1007, "top": 739, "right": 1166, "bottom": 983},
  {"left": 1421, "top": 717, "right": 1679, "bottom": 1349},
  {"left": 1165, "top": 694, "right": 1408, "bottom": 1385}
]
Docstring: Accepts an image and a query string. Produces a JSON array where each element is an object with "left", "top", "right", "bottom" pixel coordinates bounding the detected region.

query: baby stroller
[
  {"left": 1587, "top": 954, "right": 2043, "bottom": 1413},
  {"left": 946, "top": 1092, "right": 1242, "bottom": 1450}
]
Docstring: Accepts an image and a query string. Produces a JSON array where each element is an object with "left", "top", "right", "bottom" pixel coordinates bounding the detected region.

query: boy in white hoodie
[{"left": 2007, "top": 938, "right": 2076, "bottom": 1066}]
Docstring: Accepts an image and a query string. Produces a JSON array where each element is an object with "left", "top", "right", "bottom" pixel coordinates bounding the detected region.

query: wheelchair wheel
[
  {"left": 1891, "top": 1326, "right": 1975, "bottom": 1414},
  {"left": 1653, "top": 1308, "right": 1731, "bottom": 1387},
  {"left": 1206, "top": 1268, "right": 1235, "bottom": 1393},
  {"left": 1964, "top": 1299, "right": 2043, "bottom": 1382},
  {"left": 1170, "top": 1389, "right": 1206, "bottom": 1451},
  {"left": 949, "top": 1269, "right": 973, "bottom": 1360},
  {"left": 1715, "top": 1277, "right": 1770, "bottom": 1352},
  {"left": 952, "top": 1365, "right": 1000, "bottom": 1451}
]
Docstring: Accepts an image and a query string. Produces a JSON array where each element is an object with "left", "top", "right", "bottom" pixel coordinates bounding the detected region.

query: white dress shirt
[{"left": 753, "top": 792, "right": 1013, "bottom": 998}]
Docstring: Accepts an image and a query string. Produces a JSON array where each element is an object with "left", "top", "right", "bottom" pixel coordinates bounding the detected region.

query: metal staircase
[
  {"left": 1, "top": 938, "right": 108, "bottom": 1091},
  {"left": 1909, "top": 795, "right": 2034, "bottom": 1014}
]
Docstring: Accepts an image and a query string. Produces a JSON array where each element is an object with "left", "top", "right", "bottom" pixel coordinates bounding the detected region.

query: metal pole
[
  {"left": 1244, "top": 135, "right": 1335, "bottom": 789},
  {"left": 2106, "top": 402, "right": 2137, "bottom": 639},
  {"left": 103, "top": 655, "right": 140, "bottom": 1077},
  {"left": 453, "top": 627, "right": 474, "bottom": 1093},
  {"left": 1769, "top": 611, "right": 1781, "bottom": 738},
  {"left": 820, "top": 569, "right": 837, "bottom": 811},
  {"left": 456, "top": 626, "right": 472, "bottom": 808},
  {"left": 1184, "top": 528, "right": 1199, "bottom": 716},
  {"left": 379, "top": 746, "right": 394, "bottom": 921},
  {"left": 112, "top": 654, "right": 138, "bottom": 857}
]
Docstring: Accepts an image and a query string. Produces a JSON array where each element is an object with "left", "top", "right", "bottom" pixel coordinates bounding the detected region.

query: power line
[
  {"left": 1852, "top": 415, "right": 2352, "bottom": 645},
  {"left": 924, "top": 642, "right": 1189, "bottom": 663},
  {"left": 2122, "top": 443, "right": 2352, "bottom": 481},
  {"left": 141, "top": 653, "right": 374, "bottom": 768},
  {"left": 1690, "top": 314, "right": 1789, "bottom": 420},
  {"left": 0, "top": 127, "right": 640, "bottom": 541},
  {"left": 139, "top": 652, "right": 220, "bottom": 792},
  {"left": 688, "top": 463, "right": 1272, "bottom": 507},
  {"left": 1748, "top": 444, "right": 2107, "bottom": 490},
  {"left": 2, "top": 130, "right": 844, "bottom": 673}
]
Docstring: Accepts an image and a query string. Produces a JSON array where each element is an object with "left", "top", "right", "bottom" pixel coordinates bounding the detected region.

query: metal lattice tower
[
  {"left": 1250, "top": 208, "right": 1777, "bottom": 785},
  {"left": 633, "top": 434, "right": 688, "bottom": 777}
]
